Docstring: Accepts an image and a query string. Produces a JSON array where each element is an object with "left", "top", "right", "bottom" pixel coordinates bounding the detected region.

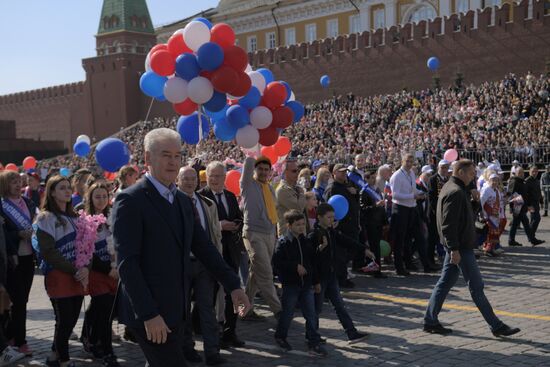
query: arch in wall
[{"left": 402, "top": 2, "right": 437, "bottom": 24}]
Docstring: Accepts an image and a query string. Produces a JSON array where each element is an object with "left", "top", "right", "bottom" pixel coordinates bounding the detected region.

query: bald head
[{"left": 177, "top": 166, "right": 198, "bottom": 196}]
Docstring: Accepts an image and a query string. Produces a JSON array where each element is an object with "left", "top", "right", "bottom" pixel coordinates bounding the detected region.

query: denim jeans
[
  {"left": 315, "top": 274, "right": 356, "bottom": 337},
  {"left": 424, "top": 249, "right": 504, "bottom": 331},
  {"left": 275, "top": 284, "right": 321, "bottom": 347}
]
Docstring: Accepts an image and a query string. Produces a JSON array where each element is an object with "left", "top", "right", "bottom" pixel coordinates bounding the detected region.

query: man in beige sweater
[{"left": 276, "top": 159, "right": 306, "bottom": 236}]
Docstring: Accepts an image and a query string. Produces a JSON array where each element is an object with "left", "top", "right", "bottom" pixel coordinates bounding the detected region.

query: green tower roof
[{"left": 98, "top": 0, "right": 154, "bottom": 35}]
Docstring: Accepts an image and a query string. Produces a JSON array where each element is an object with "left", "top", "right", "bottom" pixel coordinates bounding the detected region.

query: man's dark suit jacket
[
  {"left": 198, "top": 186, "right": 245, "bottom": 266},
  {"left": 112, "top": 178, "right": 241, "bottom": 329}
]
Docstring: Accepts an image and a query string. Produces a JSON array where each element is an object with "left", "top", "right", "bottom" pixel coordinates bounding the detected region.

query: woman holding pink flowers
[
  {"left": 81, "top": 182, "right": 119, "bottom": 367},
  {"left": 32, "top": 175, "right": 91, "bottom": 367}
]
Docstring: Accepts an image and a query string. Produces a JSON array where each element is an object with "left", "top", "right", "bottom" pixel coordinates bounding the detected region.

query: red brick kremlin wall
[{"left": 0, "top": 0, "right": 548, "bottom": 159}]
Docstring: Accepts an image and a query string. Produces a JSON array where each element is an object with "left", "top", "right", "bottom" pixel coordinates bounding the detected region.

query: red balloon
[
  {"left": 173, "top": 99, "right": 198, "bottom": 115},
  {"left": 149, "top": 44, "right": 168, "bottom": 56},
  {"left": 211, "top": 23, "right": 236, "bottom": 49},
  {"left": 258, "top": 127, "right": 279, "bottom": 147},
  {"left": 22, "top": 156, "right": 37, "bottom": 170},
  {"left": 167, "top": 33, "right": 192, "bottom": 57},
  {"left": 262, "top": 82, "right": 287, "bottom": 109},
  {"left": 150, "top": 50, "right": 175, "bottom": 76},
  {"left": 225, "top": 170, "right": 241, "bottom": 196},
  {"left": 211, "top": 66, "right": 239, "bottom": 93},
  {"left": 5, "top": 163, "right": 18, "bottom": 172},
  {"left": 271, "top": 106, "right": 294, "bottom": 129},
  {"left": 229, "top": 72, "right": 252, "bottom": 98},
  {"left": 223, "top": 45, "right": 248, "bottom": 72},
  {"left": 228, "top": 99, "right": 239, "bottom": 106},
  {"left": 104, "top": 171, "right": 117, "bottom": 181},
  {"left": 274, "top": 136, "right": 292, "bottom": 156},
  {"left": 199, "top": 70, "right": 213, "bottom": 79},
  {"left": 260, "top": 146, "right": 278, "bottom": 165}
]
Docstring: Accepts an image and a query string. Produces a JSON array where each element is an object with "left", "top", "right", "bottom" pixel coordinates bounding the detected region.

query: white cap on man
[
  {"left": 421, "top": 165, "right": 434, "bottom": 174},
  {"left": 438, "top": 159, "right": 450, "bottom": 167}
]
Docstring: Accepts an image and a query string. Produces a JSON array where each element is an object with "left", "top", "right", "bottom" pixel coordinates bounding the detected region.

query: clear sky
[{"left": 0, "top": 0, "right": 219, "bottom": 95}]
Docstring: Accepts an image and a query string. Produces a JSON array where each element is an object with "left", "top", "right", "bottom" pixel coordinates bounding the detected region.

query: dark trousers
[
  {"left": 314, "top": 274, "right": 356, "bottom": 337},
  {"left": 530, "top": 204, "right": 541, "bottom": 235},
  {"left": 275, "top": 284, "right": 321, "bottom": 347},
  {"left": 222, "top": 243, "right": 239, "bottom": 338},
  {"left": 0, "top": 314, "right": 9, "bottom": 352},
  {"left": 366, "top": 224, "right": 382, "bottom": 268},
  {"left": 183, "top": 260, "right": 219, "bottom": 357},
  {"left": 427, "top": 218, "right": 439, "bottom": 263},
  {"left": 5, "top": 254, "right": 34, "bottom": 346},
  {"left": 130, "top": 323, "right": 187, "bottom": 367},
  {"left": 83, "top": 294, "right": 115, "bottom": 355},
  {"left": 509, "top": 207, "right": 535, "bottom": 244},
  {"left": 51, "top": 296, "right": 83, "bottom": 362},
  {"left": 544, "top": 193, "right": 549, "bottom": 214},
  {"left": 424, "top": 249, "right": 503, "bottom": 331},
  {"left": 391, "top": 204, "right": 430, "bottom": 271}
]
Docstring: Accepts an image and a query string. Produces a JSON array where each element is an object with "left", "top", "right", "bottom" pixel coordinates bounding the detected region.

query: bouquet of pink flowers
[{"left": 74, "top": 210, "right": 107, "bottom": 268}]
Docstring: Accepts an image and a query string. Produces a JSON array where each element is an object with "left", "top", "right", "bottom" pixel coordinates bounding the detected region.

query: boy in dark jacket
[
  {"left": 273, "top": 210, "right": 327, "bottom": 357},
  {"left": 309, "top": 203, "right": 370, "bottom": 344}
]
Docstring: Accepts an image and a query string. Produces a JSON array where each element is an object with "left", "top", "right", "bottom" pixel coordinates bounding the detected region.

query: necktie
[
  {"left": 191, "top": 197, "right": 202, "bottom": 227},
  {"left": 216, "top": 193, "right": 228, "bottom": 219}
]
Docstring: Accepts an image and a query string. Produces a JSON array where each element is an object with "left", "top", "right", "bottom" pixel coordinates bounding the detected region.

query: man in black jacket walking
[
  {"left": 424, "top": 160, "right": 520, "bottom": 337},
  {"left": 524, "top": 165, "right": 543, "bottom": 235}
]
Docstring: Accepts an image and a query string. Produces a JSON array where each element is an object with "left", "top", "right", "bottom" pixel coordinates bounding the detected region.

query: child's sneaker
[
  {"left": 0, "top": 346, "right": 25, "bottom": 365},
  {"left": 360, "top": 261, "right": 380, "bottom": 273},
  {"left": 275, "top": 338, "right": 292, "bottom": 352},
  {"left": 308, "top": 344, "right": 328, "bottom": 357}
]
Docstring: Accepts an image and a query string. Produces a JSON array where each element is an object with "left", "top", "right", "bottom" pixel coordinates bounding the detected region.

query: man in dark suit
[
  {"left": 112, "top": 128, "right": 250, "bottom": 367},
  {"left": 199, "top": 161, "right": 245, "bottom": 349}
]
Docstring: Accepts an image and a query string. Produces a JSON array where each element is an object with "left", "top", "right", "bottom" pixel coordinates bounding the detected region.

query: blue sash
[
  {"left": 361, "top": 184, "right": 383, "bottom": 202},
  {"left": 32, "top": 216, "right": 77, "bottom": 274},
  {"left": 1, "top": 198, "right": 32, "bottom": 230}
]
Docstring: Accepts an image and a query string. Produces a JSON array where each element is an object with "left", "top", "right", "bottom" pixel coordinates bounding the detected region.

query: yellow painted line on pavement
[{"left": 367, "top": 293, "right": 550, "bottom": 321}]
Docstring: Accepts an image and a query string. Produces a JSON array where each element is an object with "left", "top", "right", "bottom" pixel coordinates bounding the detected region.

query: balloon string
[
  {"left": 144, "top": 98, "right": 154, "bottom": 122},
  {"left": 197, "top": 105, "right": 203, "bottom": 157}
]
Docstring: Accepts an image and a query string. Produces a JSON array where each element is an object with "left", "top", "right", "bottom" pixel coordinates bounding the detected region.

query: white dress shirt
[
  {"left": 145, "top": 172, "right": 176, "bottom": 204},
  {"left": 389, "top": 168, "right": 420, "bottom": 208},
  {"left": 191, "top": 193, "right": 207, "bottom": 231}
]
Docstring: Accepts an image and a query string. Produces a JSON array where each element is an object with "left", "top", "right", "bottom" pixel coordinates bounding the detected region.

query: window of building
[
  {"left": 373, "top": 8, "right": 385, "bottom": 29},
  {"left": 247, "top": 36, "right": 257, "bottom": 52},
  {"left": 327, "top": 19, "right": 339, "bottom": 38},
  {"left": 456, "top": 0, "right": 469, "bottom": 13},
  {"left": 349, "top": 14, "right": 361, "bottom": 33},
  {"left": 285, "top": 27, "right": 296, "bottom": 45},
  {"left": 305, "top": 23, "right": 317, "bottom": 42},
  {"left": 409, "top": 5, "right": 437, "bottom": 23},
  {"left": 266, "top": 32, "right": 276, "bottom": 49}
]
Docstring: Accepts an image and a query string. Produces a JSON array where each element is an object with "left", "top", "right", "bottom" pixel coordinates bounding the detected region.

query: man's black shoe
[
  {"left": 184, "top": 349, "right": 203, "bottom": 363},
  {"left": 348, "top": 331, "right": 368, "bottom": 345},
  {"left": 220, "top": 334, "right": 245, "bottom": 349},
  {"left": 340, "top": 279, "right": 355, "bottom": 289},
  {"left": 206, "top": 353, "right": 227, "bottom": 366},
  {"left": 423, "top": 324, "right": 452, "bottom": 335},
  {"left": 396, "top": 269, "right": 411, "bottom": 276},
  {"left": 275, "top": 338, "right": 292, "bottom": 352},
  {"left": 405, "top": 263, "right": 419, "bottom": 271},
  {"left": 508, "top": 241, "right": 523, "bottom": 247},
  {"left": 531, "top": 239, "right": 545, "bottom": 246},
  {"left": 492, "top": 324, "right": 521, "bottom": 337}
]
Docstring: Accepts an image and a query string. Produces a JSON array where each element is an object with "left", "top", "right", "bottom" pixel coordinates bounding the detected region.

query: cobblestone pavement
[{"left": 16, "top": 215, "right": 550, "bottom": 366}]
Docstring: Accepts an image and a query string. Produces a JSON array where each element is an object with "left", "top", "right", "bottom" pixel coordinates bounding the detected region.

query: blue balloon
[
  {"left": 320, "top": 75, "right": 330, "bottom": 88},
  {"left": 194, "top": 17, "right": 212, "bottom": 29},
  {"left": 214, "top": 118, "right": 237, "bottom": 142},
  {"left": 73, "top": 141, "right": 91, "bottom": 157},
  {"left": 140, "top": 72, "right": 168, "bottom": 98},
  {"left": 226, "top": 105, "right": 250, "bottom": 129},
  {"left": 238, "top": 87, "right": 261, "bottom": 109},
  {"left": 59, "top": 168, "right": 71, "bottom": 177},
  {"left": 155, "top": 94, "right": 166, "bottom": 102},
  {"left": 280, "top": 81, "right": 292, "bottom": 102},
  {"left": 205, "top": 104, "right": 229, "bottom": 120},
  {"left": 204, "top": 91, "right": 227, "bottom": 112},
  {"left": 427, "top": 56, "right": 440, "bottom": 70},
  {"left": 197, "top": 42, "right": 224, "bottom": 72},
  {"left": 286, "top": 101, "right": 305, "bottom": 123},
  {"left": 328, "top": 195, "right": 349, "bottom": 221},
  {"left": 257, "top": 68, "right": 274, "bottom": 84},
  {"left": 177, "top": 112, "right": 210, "bottom": 145},
  {"left": 95, "top": 138, "right": 130, "bottom": 172},
  {"left": 176, "top": 53, "right": 201, "bottom": 81}
]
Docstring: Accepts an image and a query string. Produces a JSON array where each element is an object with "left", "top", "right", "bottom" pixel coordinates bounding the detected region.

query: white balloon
[
  {"left": 289, "top": 91, "right": 296, "bottom": 101},
  {"left": 145, "top": 52, "right": 152, "bottom": 72},
  {"left": 245, "top": 64, "right": 253, "bottom": 73},
  {"left": 247, "top": 71, "right": 266, "bottom": 94},
  {"left": 187, "top": 76, "right": 214, "bottom": 105},
  {"left": 164, "top": 77, "right": 188, "bottom": 103},
  {"left": 173, "top": 28, "right": 185, "bottom": 36},
  {"left": 182, "top": 21, "right": 210, "bottom": 52},
  {"left": 250, "top": 106, "right": 273, "bottom": 129},
  {"left": 76, "top": 135, "right": 91, "bottom": 144},
  {"left": 235, "top": 125, "right": 260, "bottom": 149}
]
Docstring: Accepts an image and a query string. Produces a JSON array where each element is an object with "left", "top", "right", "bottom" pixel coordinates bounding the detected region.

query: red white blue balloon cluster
[{"left": 140, "top": 18, "right": 305, "bottom": 149}]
